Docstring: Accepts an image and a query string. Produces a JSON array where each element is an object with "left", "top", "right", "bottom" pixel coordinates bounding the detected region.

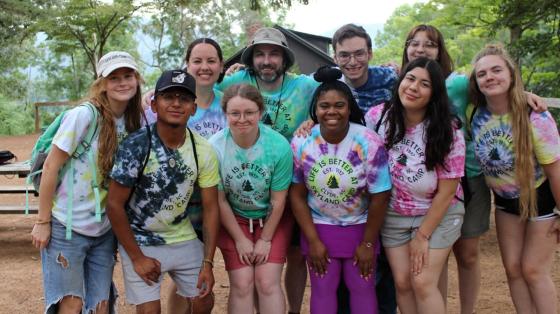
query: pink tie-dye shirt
[{"left": 365, "top": 104, "right": 466, "bottom": 216}]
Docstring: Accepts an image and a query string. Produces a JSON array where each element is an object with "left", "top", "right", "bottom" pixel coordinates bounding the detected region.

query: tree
[
  {"left": 35, "top": 0, "right": 143, "bottom": 80},
  {"left": 141, "top": 0, "right": 290, "bottom": 78}
]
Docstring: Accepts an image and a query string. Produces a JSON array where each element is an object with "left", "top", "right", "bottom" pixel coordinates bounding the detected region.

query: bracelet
[
  {"left": 202, "top": 259, "right": 214, "bottom": 268},
  {"left": 35, "top": 218, "right": 51, "bottom": 225},
  {"left": 361, "top": 241, "right": 374, "bottom": 248},
  {"left": 259, "top": 237, "right": 271, "bottom": 243},
  {"left": 415, "top": 228, "right": 431, "bottom": 241}
]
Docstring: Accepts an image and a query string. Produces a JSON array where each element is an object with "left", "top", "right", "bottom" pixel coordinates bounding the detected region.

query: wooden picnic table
[
  {"left": 0, "top": 161, "right": 31, "bottom": 178},
  {"left": 0, "top": 161, "right": 37, "bottom": 213}
]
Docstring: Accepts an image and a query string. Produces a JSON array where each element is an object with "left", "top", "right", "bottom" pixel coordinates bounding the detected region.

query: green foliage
[
  {"left": 0, "top": 96, "right": 34, "bottom": 135},
  {"left": 374, "top": 0, "right": 560, "bottom": 97},
  {"left": 141, "top": 0, "right": 289, "bottom": 71}
]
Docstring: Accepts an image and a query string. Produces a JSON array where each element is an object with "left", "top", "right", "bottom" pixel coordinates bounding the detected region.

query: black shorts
[{"left": 493, "top": 180, "right": 556, "bottom": 217}]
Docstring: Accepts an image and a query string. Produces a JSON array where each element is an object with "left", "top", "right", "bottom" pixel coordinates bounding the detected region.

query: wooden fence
[{"left": 34, "top": 101, "right": 80, "bottom": 133}]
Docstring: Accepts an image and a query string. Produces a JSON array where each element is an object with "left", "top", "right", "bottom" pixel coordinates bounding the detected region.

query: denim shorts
[
  {"left": 41, "top": 219, "right": 117, "bottom": 314},
  {"left": 119, "top": 239, "right": 204, "bottom": 305}
]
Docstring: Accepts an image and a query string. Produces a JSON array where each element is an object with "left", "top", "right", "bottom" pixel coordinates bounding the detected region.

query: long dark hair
[
  {"left": 385, "top": 57, "right": 457, "bottom": 170},
  {"left": 184, "top": 37, "right": 225, "bottom": 83},
  {"left": 309, "top": 66, "right": 364, "bottom": 125},
  {"left": 401, "top": 24, "right": 453, "bottom": 78}
]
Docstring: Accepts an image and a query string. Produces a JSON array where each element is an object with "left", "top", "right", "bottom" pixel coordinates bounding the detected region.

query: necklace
[{"left": 161, "top": 131, "right": 186, "bottom": 168}]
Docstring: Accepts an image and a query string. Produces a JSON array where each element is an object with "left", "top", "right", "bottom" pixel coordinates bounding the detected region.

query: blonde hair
[
  {"left": 87, "top": 71, "right": 144, "bottom": 181},
  {"left": 469, "top": 44, "right": 536, "bottom": 219}
]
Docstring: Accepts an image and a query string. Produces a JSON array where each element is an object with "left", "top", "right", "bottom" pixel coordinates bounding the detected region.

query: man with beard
[
  {"left": 217, "top": 27, "right": 318, "bottom": 141},
  {"left": 216, "top": 27, "right": 318, "bottom": 314}
]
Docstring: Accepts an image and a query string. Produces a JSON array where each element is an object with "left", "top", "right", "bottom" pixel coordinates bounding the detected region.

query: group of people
[{"left": 29, "top": 22, "right": 560, "bottom": 314}]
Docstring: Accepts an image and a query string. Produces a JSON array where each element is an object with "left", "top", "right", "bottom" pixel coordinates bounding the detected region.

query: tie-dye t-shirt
[
  {"left": 51, "top": 104, "right": 127, "bottom": 237},
  {"left": 187, "top": 89, "right": 226, "bottom": 138},
  {"left": 217, "top": 69, "right": 319, "bottom": 141},
  {"left": 110, "top": 125, "right": 220, "bottom": 246},
  {"left": 471, "top": 107, "right": 560, "bottom": 199},
  {"left": 291, "top": 123, "right": 392, "bottom": 225},
  {"left": 209, "top": 123, "right": 293, "bottom": 219},
  {"left": 365, "top": 105, "right": 466, "bottom": 216}
]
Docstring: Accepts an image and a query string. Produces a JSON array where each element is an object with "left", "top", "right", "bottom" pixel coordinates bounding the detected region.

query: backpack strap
[
  {"left": 187, "top": 127, "right": 199, "bottom": 174},
  {"left": 465, "top": 103, "right": 477, "bottom": 141}
]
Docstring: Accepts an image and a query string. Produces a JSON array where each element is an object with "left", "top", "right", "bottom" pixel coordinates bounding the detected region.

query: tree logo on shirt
[
  {"left": 306, "top": 156, "right": 359, "bottom": 206},
  {"left": 397, "top": 153, "right": 407, "bottom": 166},
  {"left": 327, "top": 174, "right": 339, "bottom": 189},
  {"left": 242, "top": 179, "right": 254, "bottom": 192},
  {"left": 489, "top": 148, "right": 500, "bottom": 161}
]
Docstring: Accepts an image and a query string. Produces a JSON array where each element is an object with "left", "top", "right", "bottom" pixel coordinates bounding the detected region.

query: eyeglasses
[
  {"left": 158, "top": 92, "right": 194, "bottom": 105},
  {"left": 226, "top": 110, "right": 260, "bottom": 121},
  {"left": 406, "top": 39, "right": 438, "bottom": 49},
  {"left": 336, "top": 49, "right": 369, "bottom": 64}
]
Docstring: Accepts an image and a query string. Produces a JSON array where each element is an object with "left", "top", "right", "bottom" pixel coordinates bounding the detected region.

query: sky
[{"left": 285, "top": 0, "right": 420, "bottom": 37}]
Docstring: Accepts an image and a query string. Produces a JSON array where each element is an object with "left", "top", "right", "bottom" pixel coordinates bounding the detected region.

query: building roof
[{"left": 224, "top": 24, "right": 335, "bottom": 74}]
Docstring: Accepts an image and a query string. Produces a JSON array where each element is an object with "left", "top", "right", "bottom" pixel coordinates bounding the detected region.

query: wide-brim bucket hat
[{"left": 241, "top": 27, "right": 295, "bottom": 70}]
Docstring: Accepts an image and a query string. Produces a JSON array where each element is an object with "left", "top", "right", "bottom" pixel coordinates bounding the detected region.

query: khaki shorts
[
  {"left": 461, "top": 175, "right": 492, "bottom": 238},
  {"left": 119, "top": 239, "right": 203, "bottom": 305},
  {"left": 381, "top": 202, "right": 465, "bottom": 249}
]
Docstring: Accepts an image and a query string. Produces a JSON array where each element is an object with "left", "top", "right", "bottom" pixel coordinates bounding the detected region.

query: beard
[{"left": 255, "top": 65, "right": 284, "bottom": 83}]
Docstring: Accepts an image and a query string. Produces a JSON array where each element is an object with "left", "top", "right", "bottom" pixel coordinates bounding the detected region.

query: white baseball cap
[{"left": 96, "top": 51, "right": 138, "bottom": 77}]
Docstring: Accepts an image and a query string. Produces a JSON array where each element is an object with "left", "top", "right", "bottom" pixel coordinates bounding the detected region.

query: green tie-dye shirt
[
  {"left": 209, "top": 123, "right": 293, "bottom": 219},
  {"left": 217, "top": 69, "right": 319, "bottom": 141}
]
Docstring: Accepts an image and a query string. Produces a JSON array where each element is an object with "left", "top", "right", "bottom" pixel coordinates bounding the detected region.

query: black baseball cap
[{"left": 155, "top": 69, "right": 196, "bottom": 98}]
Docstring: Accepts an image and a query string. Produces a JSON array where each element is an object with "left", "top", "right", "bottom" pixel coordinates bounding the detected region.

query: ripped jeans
[{"left": 41, "top": 219, "right": 117, "bottom": 314}]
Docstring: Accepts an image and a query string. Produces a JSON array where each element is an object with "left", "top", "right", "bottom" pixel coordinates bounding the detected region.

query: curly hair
[
  {"left": 468, "top": 44, "right": 536, "bottom": 219},
  {"left": 385, "top": 57, "right": 457, "bottom": 170}
]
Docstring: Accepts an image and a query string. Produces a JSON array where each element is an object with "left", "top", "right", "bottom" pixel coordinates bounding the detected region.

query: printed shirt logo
[
  {"left": 224, "top": 162, "right": 269, "bottom": 206},
  {"left": 172, "top": 73, "right": 186, "bottom": 83},
  {"left": 307, "top": 156, "right": 358, "bottom": 206},
  {"left": 475, "top": 126, "right": 514, "bottom": 177}
]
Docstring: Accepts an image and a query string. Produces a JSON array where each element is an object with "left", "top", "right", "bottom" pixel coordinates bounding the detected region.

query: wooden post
[{"left": 34, "top": 103, "right": 40, "bottom": 133}]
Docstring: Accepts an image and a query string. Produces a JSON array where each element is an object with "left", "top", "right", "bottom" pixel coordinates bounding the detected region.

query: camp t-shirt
[
  {"left": 471, "top": 107, "right": 560, "bottom": 199},
  {"left": 291, "top": 123, "right": 392, "bottom": 225},
  {"left": 365, "top": 104, "right": 465, "bottom": 216},
  {"left": 51, "top": 104, "right": 126, "bottom": 237},
  {"left": 110, "top": 125, "right": 220, "bottom": 246},
  {"left": 187, "top": 89, "right": 226, "bottom": 139},
  {"left": 209, "top": 123, "right": 293, "bottom": 219},
  {"left": 217, "top": 69, "right": 319, "bottom": 141}
]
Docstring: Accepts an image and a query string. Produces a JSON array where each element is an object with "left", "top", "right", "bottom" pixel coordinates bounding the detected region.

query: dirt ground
[{"left": 0, "top": 133, "right": 558, "bottom": 313}]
